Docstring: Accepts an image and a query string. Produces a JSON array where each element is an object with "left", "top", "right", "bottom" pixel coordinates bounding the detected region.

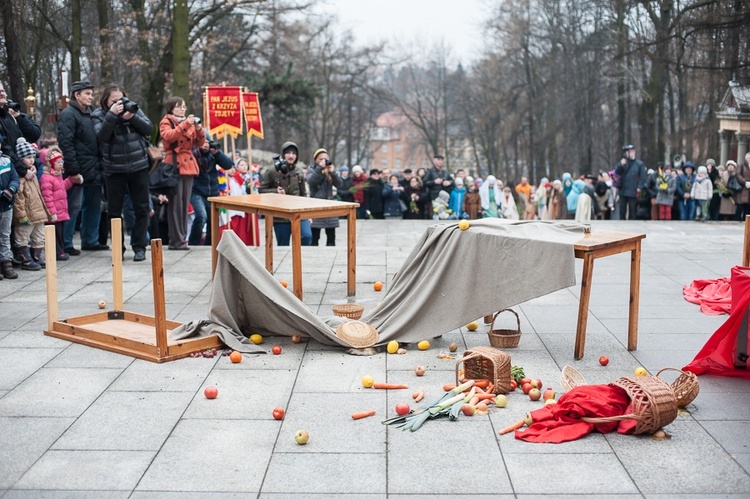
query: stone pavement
[{"left": 1, "top": 219, "right": 749, "bottom": 498}]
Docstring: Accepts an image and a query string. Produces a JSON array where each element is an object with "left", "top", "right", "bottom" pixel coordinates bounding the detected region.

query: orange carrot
[
  {"left": 352, "top": 410, "right": 376, "bottom": 420},
  {"left": 412, "top": 391, "right": 420, "bottom": 399},
  {"left": 472, "top": 379, "right": 490, "bottom": 389},
  {"left": 487, "top": 382, "right": 495, "bottom": 393},
  {"left": 498, "top": 419, "right": 526, "bottom": 435},
  {"left": 373, "top": 382, "right": 409, "bottom": 390},
  {"left": 476, "top": 393, "right": 496, "bottom": 401},
  {"left": 415, "top": 389, "right": 425, "bottom": 403},
  {"left": 443, "top": 383, "right": 456, "bottom": 391},
  {"left": 474, "top": 386, "right": 486, "bottom": 394}
]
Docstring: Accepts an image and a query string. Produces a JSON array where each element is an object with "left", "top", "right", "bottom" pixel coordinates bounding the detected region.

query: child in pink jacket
[{"left": 40, "top": 147, "right": 82, "bottom": 260}]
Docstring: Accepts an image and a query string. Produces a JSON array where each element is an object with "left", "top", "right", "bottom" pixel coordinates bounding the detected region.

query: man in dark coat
[
  {"left": 0, "top": 82, "right": 41, "bottom": 173},
  {"left": 423, "top": 154, "right": 454, "bottom": 200},
  {"left": 614, "top": 144, "right": 647, "bottom": 220},
  {"left": 189, "top": 141, "right": 234, "bottom": 245},
  {"left": 58, "top": 81, "right": 106, "bottom": 253},
  {"left": 363, "top": 169, "right": 384, "bottom": 219}
]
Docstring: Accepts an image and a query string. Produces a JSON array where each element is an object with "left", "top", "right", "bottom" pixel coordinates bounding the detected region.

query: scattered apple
[
  {"left": 386, "top": 340, "right": 399, "bottom": 354},
  {"left": 528, "top": 388, "right": 541, "bottom": 401},
  {"left": 279, "top": 280, "right": 288, "bottom": 288},
  {"left": 599, "top": 355, "right": 609, "bottom": 366},
  {"left": 543, "top": 388, "right": 556, "bottom": 401},
  {"left": 204, "top": 386, "right": 218, "bottom": 399},
  {"left": 522, "top": 383, "right": 533, "bottom": 395},
  {"left": 532, "top": 379, "right": 543, "bottom": 390},
  {"left": 229, "top": 351, "right": 242, "bottom": 363},
  {"left": 250, "top": 334, "right": 263, "bottom": 344},
  {"left": 461, "top": 404, "right": 476, "bottom": 416},
  {"left": 374, "top": 281, "right": 383, "bottom": 291},
  {"left": 417, "top": 340, "right": 430, "bottom": 350},
  {"left": 523, "top": 412, "right": 534, "bottom": 426},
  {"left": 495, "top": 394, "right": 508, "bottom": 408},
  {"left": 395, "top": 403, "right": 410, "bottom": 416},
  {"left": 291, "top": 334, "right": 302, "bottom": 343},
  {"left": 635, "top": 367, "right": 647, "bottom": 376},
  {"left": 458, "top": 219, "right": 470, "bottom": 230},
  {"left": 294, "top": 429, "right": 309, "bottom": 445},
  {"left": 509, "top": 380, "right": 518, "bottom": 391},
  {"left": 520, "top": 377, "right": 531, "bottom": 386},
  {"left": 414, "top": 366, "right": 426, "bottom": 376},
  {"left": 448, "top": 342, "right": 458, "bottom": 352},
  {"left": 272, "top": 345, "right": 282, "bottom": 355},
  {"left": 466, "top": 322, "right": 479, "bottom": 331},
  {"left": 361, "top": 375, "right": 375, "bottom": 388},
  {"left": 545, "top": 398, "right": 557, "bottom": 406},
  {"left": 272, "top": 407, "right": 285, "bottom": 420},
  {"left": 97, "top": 300, "right": 106, "bottom": 309}
]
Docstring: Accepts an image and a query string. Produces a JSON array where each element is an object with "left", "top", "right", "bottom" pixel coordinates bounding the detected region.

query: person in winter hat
[
  {"left": 0, "top": 132, "right": 20, "bottom": 279},
  {"left": 690, "top": 165, "right": 713, "bottom": 221},
  {"left": 40, "top": 147, "right": 82, "bottom": 260},
  {"left": 13, "top": 138, "right": 51, "bottom": 270}
]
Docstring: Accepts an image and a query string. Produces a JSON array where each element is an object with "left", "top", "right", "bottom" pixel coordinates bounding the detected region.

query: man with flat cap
[
  {"left": 424, "top": 153, "right": 454, "bottom": 201},
  {"left": 58, "top": 81, "right": 106, "bottom": 254}
]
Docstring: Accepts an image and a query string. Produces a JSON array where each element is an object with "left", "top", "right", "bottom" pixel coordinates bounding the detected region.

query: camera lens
[
  {"left": 195, "top": 118, "right": 202, "bottom": 125},
  {"left": 325, "top": 159, "right": 332, "bottom": 166}
]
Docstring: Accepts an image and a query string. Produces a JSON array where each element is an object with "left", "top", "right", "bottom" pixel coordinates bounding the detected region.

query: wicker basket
[
  {"left": 455, "top": 346, "right": 511, "bottom": 394},
  {"left": 581, "top": 375, "right": 678, "bottom": 435},
  {"left": 332, "top": 303, "right": 365, "bottom": 320},
  {"left": 487, "top": 309, "right": 521, "bottom": 349},
  {"left": 335, "top": 321, "right": 378, "bottom": 348},
  {"left": 657, "top": 367, "right": 700, "bottom": 408},
  {"left": 560, "top": 365, "right": 587, "bottom": 392}
]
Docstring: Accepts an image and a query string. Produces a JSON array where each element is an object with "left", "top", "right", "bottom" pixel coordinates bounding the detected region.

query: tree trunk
[
  {"left": 0, "top": 0, "right": 25, "bottom": 106},
  {"left": 172, "top": 0, "right": 190, "bottom": 105},
  {"left": 71, "top": 0, "right": 82, "bottom": 81},
  {"left": 97, "top": 0, "right": 112, "bottom": 82}
]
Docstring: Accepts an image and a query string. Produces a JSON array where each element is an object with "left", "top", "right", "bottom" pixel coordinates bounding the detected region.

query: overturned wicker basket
[
  {"left": 487, "top": 308, "right": 521, "bottom": 349},
  {"left": 455, "top": 346, "right": 511, "bottom": 394},
  {"left": 581, "top": 375, "right": 678, "bottom": 435},
  {"left": 560, "top": 365, "right": 587, "bottom": 392},
  {"left": 332, "top": 303, "right": 365, "bottom": 320},
  {"left": 335, "top": 321, "right": 378, "bottom": 348},
  {"left": 657, "top": 367, "right": 700, "bottom": 408}
]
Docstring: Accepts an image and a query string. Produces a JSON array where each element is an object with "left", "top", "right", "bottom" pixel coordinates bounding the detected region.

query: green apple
[{"left": 294, "top": 429, "right": 309, "bottom": 445}]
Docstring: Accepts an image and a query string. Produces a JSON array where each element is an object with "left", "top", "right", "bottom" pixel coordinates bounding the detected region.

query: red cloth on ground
[
  {"left": 684, "top": 266, "right": 750, "bottom": 379},
  {"left": 514, "top": 384, "right": 632, "bottom": 443},
  {"left": 683, "top": 276, "right": 732, "bottom": 315}
]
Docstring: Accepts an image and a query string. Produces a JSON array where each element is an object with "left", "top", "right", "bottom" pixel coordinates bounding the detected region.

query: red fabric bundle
[
  {"left": 684, "top": 266, "right": 750, "bottom": 379},
  {"left": 515, "top": 384, "right": 633, "bottom": 443},
  {"left": 683, "top": 276, "right": 732, "bottom": 315}
]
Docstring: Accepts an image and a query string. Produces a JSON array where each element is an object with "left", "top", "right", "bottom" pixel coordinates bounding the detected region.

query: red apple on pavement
[
  {"left": 531, "top": 379, "right": 543, "bottom": 390},
  {"left": 461, "top": 404, "right": 476, "bottom": 416},
  {"left": 272, "top": 345, "right": 282, "bottom": 355},
  {"left": 291, "top": 334, "right": 302, "bottom": 343},
  {"left": 528, "top": 388, "right": 542, "bottom": 401},
  {"left": 543, "top": 388, "right": 556, "bottom": 401},
  {"left": 509, "top": 380, "right": 518, "bottom": 391},
  {"left": 520, "top": 377, "right": 531, "bottom": 386},
  {"left": 522, "top": 382, "right": 533, "bottom": 395},
  {"left": 395, "top": 403, "right": 410, "bottom": 416},
  {"left": 272, "top": 407, "right": 285, "bottom": 420},
  {"left": 599, "top": 355, "right": 609, "bottom": 366},
  {"left": 204, "top": 386, "right": 218, "bottom": 399}
]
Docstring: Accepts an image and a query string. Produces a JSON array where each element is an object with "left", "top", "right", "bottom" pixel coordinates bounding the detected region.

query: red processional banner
[
  {"left": 205, "top": 86, "right": 242, "bottom": 139},
  {"left": 242, "top": 92, "right": 264, "bottom": 139}
]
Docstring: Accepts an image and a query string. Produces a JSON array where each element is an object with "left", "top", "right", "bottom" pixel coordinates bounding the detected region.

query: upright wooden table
[
  {"left": 208, "top": 194, "right": 359, "bottom": 300},
  {"left": 573, "top": 229, "right": 646, "bottom": 360}
]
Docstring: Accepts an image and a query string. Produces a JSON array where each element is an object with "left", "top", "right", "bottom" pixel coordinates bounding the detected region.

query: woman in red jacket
[{"left": 159, "top": 97, "right": 205, "bottom": 250}]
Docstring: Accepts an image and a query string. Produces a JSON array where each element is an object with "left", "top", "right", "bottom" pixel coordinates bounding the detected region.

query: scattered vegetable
[
  {"left": 373, "top": 382, "right": 409, "bottom": 390},
  {"left": 352, "top": 410, "right": 376, "bottom": 420}
]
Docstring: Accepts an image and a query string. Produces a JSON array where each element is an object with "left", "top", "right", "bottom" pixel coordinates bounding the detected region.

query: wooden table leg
[
  {"left": 290, "top": 215, "right": 303, "bottom": 300},
  {"left": 151, "top": 238, "right": 168, "bottom": 358},
  {"left": 111, "top": 218, "right": 124, "bottom": 310},
  {"left": 628, "top": 240, "right": 641, "bottom": 351},
  {"left": 210, "top": 202, "right": 219, "bottom": 278},
  {"left": 575, "top": 252, "right": 595, "bottom": 360},
  {"left": 265, "top": 214, "right": 274, "bottom": 273},
  {"left": 44, "top": 224, "right": 58, "bottom": 331},
  {"left": 347, "top": 208, "right": 356, "bottom": 296}
]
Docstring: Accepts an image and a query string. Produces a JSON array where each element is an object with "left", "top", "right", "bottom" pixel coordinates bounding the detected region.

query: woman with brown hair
[{"left": 159, "top": 96, "right": 205, "bottom": 250}]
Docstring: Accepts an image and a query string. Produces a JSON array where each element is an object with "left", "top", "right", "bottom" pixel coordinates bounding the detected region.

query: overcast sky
[{"left": 313, "top": 0, "right": 487, "bottom": 65}]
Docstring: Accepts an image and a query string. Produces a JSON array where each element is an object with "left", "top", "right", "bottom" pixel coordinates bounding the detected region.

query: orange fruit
[
  {"left": 373, "top": 281, "right": 383, "bottom": 291},
  {"left": 229, "top": 351, "right": 242, "bottom": 363},
  {"left": 279, "top": 280, "right": 288, "bottom": 288}
]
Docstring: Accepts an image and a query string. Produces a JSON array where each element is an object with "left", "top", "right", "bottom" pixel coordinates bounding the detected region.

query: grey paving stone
[
  {"left": 505, "top": 452, "right": 638, "bottom": 494},
  {"left": 694, "top": 376, "right": 750, "bottom": 393},
  {"left": 109, "top": 356, "right": 217, "bottom": 392},
  {"left": 261, "top": 453, "right": 386, "bottom": 494},
  {"left": 3, "top": 491, "right": 130, "bottom": 498},
  {"left": 631, "top": 349, "right": 702, "bottom": 372},
  {"left": 735, "top": 453, "right": 750, "bottom": 475},
  {"left": 687, "top": 391, "right": 750, "bottom": 421},
  {"left": 644, "top": 495, "right": 750, "bottom": 499},
  {"left": 0, "top": 330, "right": 72, "bottom": 349},
  {"left": 12, "top": 450, "right": 153, "bottom": 491},
  {"left": 0, "top": 417, "right": 74, "bottom": 488},
  {"left": 132, "top": 493, "right": 256, "bottom": 499},
  {"left": 0, "top": 347, "right": 64, "bottom": 390},
  {"left": 44, "top": 343, "right": 135, "bottom": 369},
  {"left": 52, "top": 391, "right": 194, "bottom": 451},
  {"left": 607, "top": 419, "right": 750, "bottom": 494},
  {"left": 387, "top": 419, "right": 511, "bottom": 494},
  {"left": 136, "top": 419, "right": 277, "bottom": 493},
  {"left": 213, "top": 341, "right": 304, "bottom": 371},
  {"left": 518, "top": 496, "right": 641, "bottom": 499},
  {"left": 272, "top": 391, "right": 387, "bottom": 453},
  {"left": 294, "top": 350, "right": 386, "bottom": 393},
  {"left": 259, "top": 494, "right": 384, "bottom": 499},
  {"left": 699, "top": 421, "right": 750, "bottom": 455}
]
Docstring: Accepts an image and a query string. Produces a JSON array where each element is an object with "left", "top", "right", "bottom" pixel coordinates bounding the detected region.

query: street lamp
[{"left": 24, "top": 86, "right": 36, "bottom": 115}]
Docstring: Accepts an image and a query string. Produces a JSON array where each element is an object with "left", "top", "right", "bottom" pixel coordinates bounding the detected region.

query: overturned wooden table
[
  {"left": 208, "top": 194, "right": 359, "bottom": 300},
  {"left": 573, "top": 228, "right": 646, "bottom": 360}
]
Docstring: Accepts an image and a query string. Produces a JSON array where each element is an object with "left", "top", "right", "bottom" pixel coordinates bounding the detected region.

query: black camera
[
  {"left": 194, "top": 117, "right": 202, "bottom": 125},
  {"left": 7, "top": 101, "right": 21, "bottom": 112},
  {"left": 273, "top": 154, "right": 291, "bottom": 174},
  {"left": 119, "top": 97, "right": 139, "bottom": 114},
  {"left": 208, "top": 140, "right": 221, "bottom": 150},
  {"left": 324, "top": 159, "right": 332, "bottom": 167}
]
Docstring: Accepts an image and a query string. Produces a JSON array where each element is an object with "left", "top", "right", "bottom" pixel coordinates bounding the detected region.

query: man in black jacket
[
  {"left": 58, "top": 81, "right": 107, "bottom": 253},
  {"left": 363, "top": 169, "right": 384, "bottom": 219},
  {"left": 0, "top": 82, "right": 41, "bottom": 171},
  {"left": 423, "top": 154, "right": 454, "bottom": 200},
  {"left": 189, "top": 141, "right": 234, "bottom": 245},
  {"left": 614, "top": 144, "right": 647, "bottom": 220}
]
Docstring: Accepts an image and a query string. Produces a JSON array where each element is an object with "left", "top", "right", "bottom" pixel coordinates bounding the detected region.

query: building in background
[{"left": 369, "top": 110, "right": 430, "bottom": 172}]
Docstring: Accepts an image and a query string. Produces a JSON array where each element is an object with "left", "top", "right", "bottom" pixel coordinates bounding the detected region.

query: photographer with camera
[
  {"left": 614, "top": 144, "right": 647, "bottom": 220},
  {"left": 306, "top": 148, "right": 342, "bottom": 246},
  {"left": 189, "top": 139, "right": 234, "bottom": 246},
  {"left": 92, "top": 84, "right": 153, "bottom": 261},
  {"left": 258, "top": 141, "right": 311, "bottom": 246},
  {"left": 0, "top": 82, "right": 41, "bottom": 173},
  {"left": 159, "top": 96, "right": 205, "bottom": 250}
]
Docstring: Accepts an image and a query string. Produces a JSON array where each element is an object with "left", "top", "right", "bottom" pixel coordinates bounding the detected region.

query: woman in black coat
[{"left": 403, "top": 177, "right": 429, "bottom": 220}]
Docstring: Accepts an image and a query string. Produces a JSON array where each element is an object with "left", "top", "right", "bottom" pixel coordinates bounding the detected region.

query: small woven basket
[
  {"left": 332, "top": 303, "right": 365, "bottom": 320},
  {"left": 581, "top": 375, "right": 678, "bottom": 435},
  {"left": 335, "top": 321, "right": 378, "bottom": 348},
  {"left": 560, "top": 365, "right": 587, "bottom": 392},
  {"left": 657, "top": 367, "right": 700, "bottom": 408},
  {"left": 455, "top": 346, "right": 511, "bottom": 394},
  {"left": 487, "top": 308, "right": 521, "bottom": 349}
]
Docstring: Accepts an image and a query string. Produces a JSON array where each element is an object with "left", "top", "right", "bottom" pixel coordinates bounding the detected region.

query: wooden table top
[
  {"left": 208, "top": 193, "right": 359, "bottom": 214},
  {"left": 573, "top": 228, "right": 646, "bottom": 251}
]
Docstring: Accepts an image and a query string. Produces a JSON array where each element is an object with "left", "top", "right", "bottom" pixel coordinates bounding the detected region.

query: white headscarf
[
  {"left": 501, "top": 189, "right": 519, "bottom": 219},
  {"left": 478, "top": 175, "right": 502, "bottom": 210}
]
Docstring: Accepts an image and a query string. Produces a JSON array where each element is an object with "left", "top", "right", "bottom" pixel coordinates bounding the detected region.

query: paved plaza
[{"left": 0, "top": 219, "right": 749, "bottom": 498}]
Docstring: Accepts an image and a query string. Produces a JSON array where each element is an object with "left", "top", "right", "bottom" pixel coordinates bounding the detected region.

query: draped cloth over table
[
  {"left": 171, "top": 220, "right": 585, "bottom": 352},
  {"left": 683, "top": 266, "right": 750, "bottom": 379},
  {"left": 683, "top": 276, "right": 732, "bottom": 315}
]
